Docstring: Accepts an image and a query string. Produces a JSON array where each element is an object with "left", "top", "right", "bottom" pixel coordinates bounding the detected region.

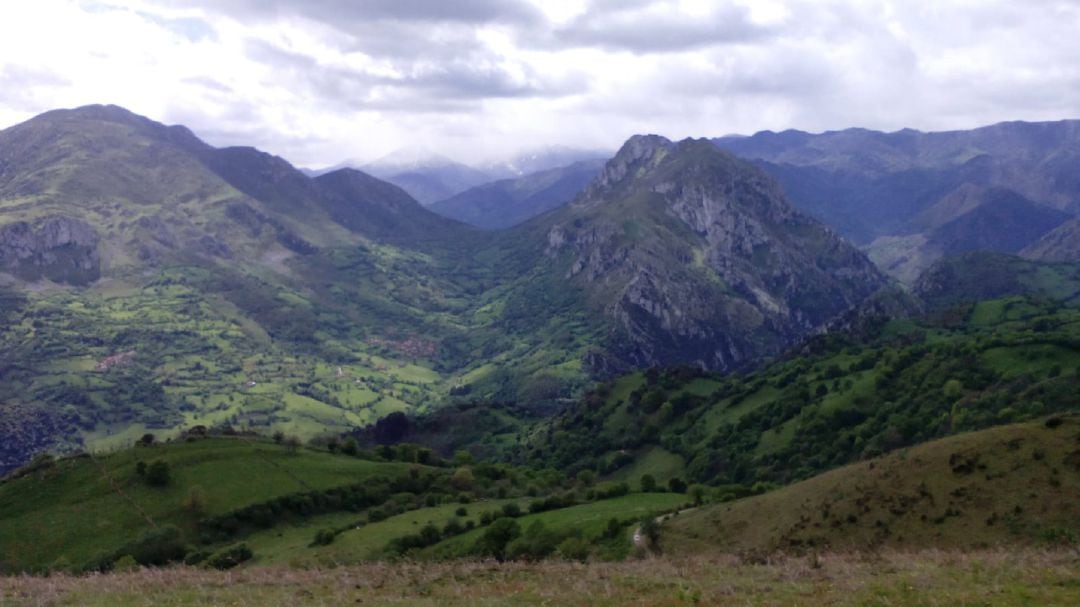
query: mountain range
[
  {"left": 1, "top": 105, "right": 1079, "bottom": 586},
  {"left": 0, "top": 105, "right": 889, "bottom": 473},
  {"left": 316, "top": 146, "right": 610, "bottom": 206},
  {"left": 714, "top": 120, "right": 1080, "bottom": 280}
]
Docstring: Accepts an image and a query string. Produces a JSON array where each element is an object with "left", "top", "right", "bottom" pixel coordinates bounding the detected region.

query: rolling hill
[{"left": 663, "top": 416, "right": 1080, "bottom": 554}]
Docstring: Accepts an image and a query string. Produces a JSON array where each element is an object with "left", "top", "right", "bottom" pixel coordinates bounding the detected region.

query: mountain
[
  {"left": 481, "top": 146, "right": 610, "bottom": 178},
  {"left": 713, "top": 120, "right": 1080, "bottom": 281},
  {"left": 0, "top": 105, "right": 493, "bottom": 473},
  {"left": 359, "top": 149, "right": 494, "bottom": 205},
  {"left": 865, "top": 186, "right": 1072, "bottom": 283},
  {"left": 913, "top": 252, "right": 1080, "bottom": 308},
  {"left": 0, "top": 107, "right": 897, "bottom": 473},
  {"left": 1023, "top": 216, "right": 1080, "bottom": 262},
  {"left": 428, "top": 160, "right": 604, "bottom": 229},
  {"left": 516, "top": 134, "right": 886, "bottom": 372}
]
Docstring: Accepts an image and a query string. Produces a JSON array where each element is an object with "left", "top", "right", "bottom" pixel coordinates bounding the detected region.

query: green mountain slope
[
  {"left": 501, "top": 292, "right": 1079, "bottom": 489},
  {"left": 0, "top": 107, "right": 903, "bottom": 474},
  {"left": 663, "top": 416, "right": 1080, "bottom": 554}
]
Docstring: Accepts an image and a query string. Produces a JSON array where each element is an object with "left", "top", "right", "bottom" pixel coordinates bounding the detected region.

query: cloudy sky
[{"left": 1, "top": 0, "right": 1078, "bottom": 167}]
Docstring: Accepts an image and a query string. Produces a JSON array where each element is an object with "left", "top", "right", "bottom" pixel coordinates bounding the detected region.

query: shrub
[
  {"left": 501, "top": 503, "right": 522, "bottom": 518},
  {"left": 112, "top": 555, "right": 139, "bottom": 572},
  {"left": 667, "top": 478, "right": 687, "bottom": 494},
  {"left": 145, "top": 461, "right": 171, "bottom": 487},
  {"left": 556, "top": 536, "right": 590, "bottom": 561},
  {"left": 640, "top": 474, "right": 657, "bottom": 492},
  {"left": 312, "top": 529, "right": 336, "bottom": 546},
  {"left": 123, "top": 525, "right": 187, "bottom": 567},
  {"left": 183, "top": 486, "right": 207, "bottom": 514},
  {"left": 474, "top": 518, "right": 520, "bottom": 561},
  {"left": 207, "top": 544, "right": 253, "bottom": 570}
]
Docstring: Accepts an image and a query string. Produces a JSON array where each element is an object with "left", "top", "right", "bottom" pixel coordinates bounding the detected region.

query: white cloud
[{"left": 0, "top": 0, "right": 1077, "bottom": 167}]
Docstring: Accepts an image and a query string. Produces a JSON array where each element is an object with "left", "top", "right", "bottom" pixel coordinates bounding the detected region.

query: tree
[
  {"left": 639, "top": 517, "right": 660, "bottom": 549},
  {"left": 576, "top": 469, "right": 597, "bottom": 487},
  {"left": 668, "top": 477, "right": 687, "bottom": 494},
  {"left": 183, "top": 486, "right": 207, "bottom": 514},
  {"left": 689, "top": 484, "right": 707, "bottom": 506},
  {"left": 145, "top": 461, "right": 171, "bottom": 487},
  {"left": 450, "top": 467, "right": 475, "bottom": 491},
  {"left": 475, "top": 518, "right": 520, "bottom": 561},
  {"left": 341, "top": 437, "right": 359, "bottom": 456},
  {"left": 640, "top": 474, "right": 657, "bottom": 492}
]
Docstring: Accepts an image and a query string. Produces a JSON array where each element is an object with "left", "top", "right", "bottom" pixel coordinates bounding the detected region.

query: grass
[
  {"left": 608, "top": 447, "right": 686, "bottom": 487},
  {"left": 0, "top": 437, "right": 418, "bottom": 571},
  {"left": 1, "top": 550, "right": 1076, "bottom": 606},
  {"left": 663, "top": 416, "right": 1080, "bottom": 555},
  {"left": 245, "top": 501, "right": 515, "bottom": 567},
  {"left": 427, "top": 493, "right": 688, "bottom": 559}
]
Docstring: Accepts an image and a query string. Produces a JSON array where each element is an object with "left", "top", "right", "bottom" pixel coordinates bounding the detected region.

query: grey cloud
[
  {"left": 246, "top": 39, "right": 584, "bottom": 113},
  {"left": 545, "top": 1, "right": 774, "bottom": 53},
  {"left": 158, "top": 0, "right": 542, "bottom": 26},
  {"left": 0, "top": 66, "right": 70, "bottom": 110}
]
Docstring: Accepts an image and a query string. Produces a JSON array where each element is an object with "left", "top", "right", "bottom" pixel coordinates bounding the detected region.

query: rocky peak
[{"left": 583, "top": 134, "right": 675, "bottom": 200}]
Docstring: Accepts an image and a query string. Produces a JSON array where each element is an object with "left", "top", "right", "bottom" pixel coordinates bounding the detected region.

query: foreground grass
[{"left": 1, "top": 550, "right": 1076, "bottom": 606}]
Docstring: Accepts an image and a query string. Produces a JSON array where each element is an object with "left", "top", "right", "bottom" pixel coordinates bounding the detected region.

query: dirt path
[{"left": 633, "top": 507, "right": 697, "bottom": 551}]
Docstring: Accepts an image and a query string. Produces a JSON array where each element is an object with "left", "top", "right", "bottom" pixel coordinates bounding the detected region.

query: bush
[
  {"left": 640, "top": 474, "right": 657, "bottom": 492},
  {"left": 145, "top": 461, "right": 171, "bottom": 487},
  {"left": 474, "top": 518, "right": 520, "bottom": 561},
  {"left": 501, "top": 503, "right": 522, "bottom": 518},
  {"left": 207, "top": 544, "right": 253, "bottom": 570},
  {"left": 122, "top": 525, "right": 187, "bottom": 567},
  {"left": 183, "top": 486, "right": 207, "bottom": 514},
  {"left": 556, "top": 536, "right": 590, "bottom": 561},
  {"left": 112, "top": 555, "right": 139, "bottom": 572},
  {"left": 505, "top": 521, "right": 560, "bottom": 561},
  {"left": 312, "top": 529, "right": 336, "bottom": 546}
]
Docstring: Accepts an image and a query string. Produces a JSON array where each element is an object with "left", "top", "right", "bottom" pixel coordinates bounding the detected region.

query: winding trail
[{"left": 633, "top": 506, "right": 697, "bottom": 551}]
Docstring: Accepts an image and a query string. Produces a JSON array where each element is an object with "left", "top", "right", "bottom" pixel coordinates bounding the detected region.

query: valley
[{"left": 0, "top": 106, "right": 1077, "bottom": 605}]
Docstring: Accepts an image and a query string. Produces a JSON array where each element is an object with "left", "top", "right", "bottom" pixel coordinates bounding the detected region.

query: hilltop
[{"left": 663, "top": 416, "right": 1080, "bottom": 554}]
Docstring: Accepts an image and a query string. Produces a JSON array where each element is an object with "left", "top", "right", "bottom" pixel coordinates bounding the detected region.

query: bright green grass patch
[
  {"left": 0, "top": 438, "right": 418, "bottom": 571},
  {"left": 702, "top": 385, "right": 780, "bottom": 433},
  {"left": 981, "top": 344, "right": 1080, "bottom": 379},
  {"left": 251, "top": 501, "right": 517, "bottom": 567},
  {"left": 427, "top": 493, "right": 688, "bottom": 559},
  {"left": 608, "top": 447, "right": 686, "bottom": 488}
]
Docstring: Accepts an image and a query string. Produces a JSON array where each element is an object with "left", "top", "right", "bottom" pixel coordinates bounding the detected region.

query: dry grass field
[{"left": 2, "top": 549, "right": 1077, "bottom": 606}]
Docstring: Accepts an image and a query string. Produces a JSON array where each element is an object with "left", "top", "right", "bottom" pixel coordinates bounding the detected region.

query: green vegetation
[
  {"left": 516, "top": 296, "right": 1080, "bottom": 489},
  {"left": 663, "top": 416, "right": 1080, "bottom": 554}
]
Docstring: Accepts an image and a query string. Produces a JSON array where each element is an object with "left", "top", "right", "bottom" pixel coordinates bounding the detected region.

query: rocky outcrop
[
  {"left": 543, "top": 135, "right": 886, "bottom": 371},
  {"left": 0, "top": 216, "right": 100, "bottom": 284}
]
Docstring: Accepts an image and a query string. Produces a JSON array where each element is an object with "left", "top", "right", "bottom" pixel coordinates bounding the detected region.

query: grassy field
[
  {"left": 608, "top": 447, "right": 686, "bottom": 488},
  {"left": 0, "top": 438, "right": 419, "bottom": 571},
  {"left": 663, "top": 416, "right": 1080, "bottom": 555},
  {"left": 1, "top": 550, "right": 1076, "bottom": 606},
  {"left": 427, "top": 493, "right": 689, "bottom": 559},
  {"left": 245, "top": 500, "right": 516, "bottom": 567}
]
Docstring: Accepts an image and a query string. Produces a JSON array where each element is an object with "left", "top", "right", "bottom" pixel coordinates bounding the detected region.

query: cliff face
[
  {"left": 0, "top": 216, "right": 100, "bottom": 284},
  {"left": 543, "top": 135, "right": 887, "bottom": 371}
]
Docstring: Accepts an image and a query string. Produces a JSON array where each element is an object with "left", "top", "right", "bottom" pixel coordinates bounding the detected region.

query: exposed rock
[
  {"left": 544, "top": 136, "right": 886, "bottom": 371},
  {"left": 0, "top": 216, "right": 100, "bottom": 285}
]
